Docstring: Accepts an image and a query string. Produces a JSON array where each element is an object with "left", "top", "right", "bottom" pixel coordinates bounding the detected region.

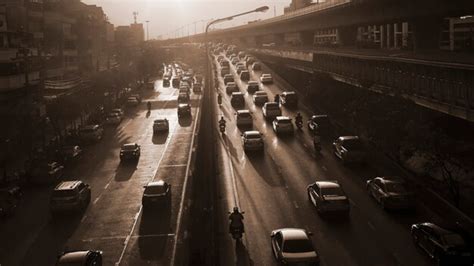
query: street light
[{"left": 145, "top": 20, "right": 150, "bottom": 41}]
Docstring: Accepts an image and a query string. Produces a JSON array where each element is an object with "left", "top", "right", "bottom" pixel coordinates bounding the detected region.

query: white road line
[
  {"left": 160, "top": 164, "right": 188, "bottom": 168},
  {"left": 349, "top": 199, "right": 357, "bottom": 207},
  {"left": 81, "top": 215, "right": 88, "bottom": 223},
  {"left": 93, "top": 197, "right": 100, "bottom": 205},
  {"left": 367, "top": 221, "right": 376, "bottom": 230},
  {"left": 321, "top": 165, "right": 328, "bottom": 171},
  {"left": 115, "top": 96, "right": 182, "bottom": 266},
  {"left": 170, "top": 106, "right": 201, "bottom": 266},
  {"left": 104, "top": 183, "right": 110, "bottom": 190},
  {"left": 130, "top": 233, "right": 175, "bottom": 238},
  {"left": 293, "top": 201, "right": 300, "bottom": 209}
]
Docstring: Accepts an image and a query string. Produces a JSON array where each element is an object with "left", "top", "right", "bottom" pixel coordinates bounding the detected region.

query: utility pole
[
  {"left": 145, "top": 20, "right": 149, "bottom": 41},
  {"left": 133, "top": 11, "right": 138, "bottom": 24}
]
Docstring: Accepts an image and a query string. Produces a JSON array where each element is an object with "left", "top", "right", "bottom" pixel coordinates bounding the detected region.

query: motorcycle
[
  {"left": 219, "top": 123, "right": 226, "bottom": 134},
  {"left": 296, "top": 120, "right": 303, "bottom": 130},
  {"left": 230, "top": 226, "right": 244, "bottom": 240}
]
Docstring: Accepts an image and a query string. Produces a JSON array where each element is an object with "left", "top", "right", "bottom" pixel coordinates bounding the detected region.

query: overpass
[{"left": 164, "top": 0, "right": 474, "bottom": 121}]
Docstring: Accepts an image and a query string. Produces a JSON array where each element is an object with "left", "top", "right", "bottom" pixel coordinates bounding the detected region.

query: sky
[{"left": 82, "top": 0, "right": 290, "bottom": 39}]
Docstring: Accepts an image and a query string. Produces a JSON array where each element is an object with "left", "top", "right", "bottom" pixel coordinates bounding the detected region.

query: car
[
  {"left": 240, "top": 70, "right": 250, "bottom": 81},
  {"left": 59, "top": 145, "right": 82, "bottom": 162},
  {"left": 236, "top": 65, "right": 246, "bottom": 75},
  {"left": 280, "top": 91, "right": 298, "bottom": 108},
  {"left": 411, "top": 222, "right": 472, "bottom": 265},
  {"left": 260, "top": 73, "right": 273, "bottom": 84},
  {"left": 120, "top": 143, "right": 141, "bottom": 161},
  {"left": 231, "top": 57, "right": 239, "bottom": 65},
  {"left": 217, "top": 55, "right": 224, "bottom": 62},
  {"left": 130, "top": 94, "right": 142, "bottom": 103},
  {"left": 50, "top": 180, "right": 91, "bottom": 213},
  {"left": 178, "top": 92, "right": 190, "bottom": 103},
  {"left": 307, "top": 181, "right": 350, "bottom": 214},
  {"left": 110, "top": 108, "right": 124, "bottom": 118},
  {"left": 271, "top": 228, "right": 320, "bottom": 265},
  {"left": 27, "top": 161, "right": 64, "bottom": 185},
  {"left": 262, "top": 102, "right": 282, "bottom": 121},
  {"left": 235, "top": 110, "right": 253, "bottom": 127},
  {"left": 247, "top": 81, "right": 259, "bottom": 94},
  {"left": 245, "top": 57, "right": 256, "bottom": 68},
  {"left": 56, "top": 250, "right": 103, "bottom": 265},
  {"left": 192, "top": 83, "right": 202, "bottom": 92},
  {"left": 225, "top": 82, "right": 239, "bottom": 94},
  {"left": 236, "top": 62, "right": 245, "bottom": 69},
  {"left": 223, "top": 74, "right": 234, "bottom": 85},
  {"left": 230, "top": 92, "right": 245, "bottom": 108},
  {"left": 172, "top": 78, "right": 180, "bottom": 88},
  {"left": 220, "top": 60, "right": 230, "bottom": 68},
  {"left": 142, "top": 180, "right": 171, "bottom": 209},
  {"left": 253, "top": 91, "right": 268, "bottom": 106},
  {"left": 126, "top": 96, "right": 139, "bottom": 106},
  {"left": 153, "top": 118, "right": 169, "bottom": 133},
  {"left": 242, "top": 131, "right": 263, "bottom": 152},
  {"left": 163, "top": 78, "right": 170, "bottom": 87},
  {"left": 272, "top": 116, "right": 294, "bottom": 135},
  {"left": 252, "top": 62, "right": 262, "bottom": 71},
  {"left": 333, "top": 136, "right": 367, "bottom": 164},
  {"left": 307, "top": 115, "right": 331, "bottom": 136},
  {"left": 221, "top": 66, "right": 230, "bottom": 77},
  {"left": 366, "top": 177, "right": 414, "bottom": 210},
  {"left": 178, "top": 103, "right": 191, "bottom": 117},
  {"left": 79, "top": 124, "right": 104, "bottom": 142},
  {"left": 105, "top": 113, "right": 122, "bottom": 125}
]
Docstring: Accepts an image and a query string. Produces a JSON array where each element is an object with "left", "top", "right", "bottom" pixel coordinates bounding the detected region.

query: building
[
  {"left": 284, "top": 0, "right": 313, "bottom": 14},
  {"left": 441, "top": 16, "right": 474, "bottom": 51},
  {"left": 115, "top": 22, "right": 144, "bottom": 49}
]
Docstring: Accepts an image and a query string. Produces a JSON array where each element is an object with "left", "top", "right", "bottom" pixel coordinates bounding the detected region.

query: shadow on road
[
  {"left": 236, "top": 241, "right": 254, "bottom": 266},
  {"left": 152, "top": 132, "right": 169, "bottom": 145},
  {"left": 114, "top": 163, "right": 136, "bottom": 181},
  {"left": 178, "top": 116, "right": 192, "bottom": 127},
  {"left": 137, "top": 206, "right": 172, "bottom": 260},
  {"left": 247, "top": 153, "right": 286, "bottom": 187}
]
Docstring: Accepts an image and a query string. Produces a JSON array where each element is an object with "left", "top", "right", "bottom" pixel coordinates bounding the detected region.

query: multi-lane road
[
  {"left": 212, "top": 53, "right": 442, "bottom": 265},
  {"left": 0, "top": 67, "right": 202, "bottom": 265}
]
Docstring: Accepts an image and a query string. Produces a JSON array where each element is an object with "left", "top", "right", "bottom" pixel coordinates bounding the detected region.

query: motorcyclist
[
  {"left": 274, "top": 94, "right": 280, "bottom": 104},
  {"left": 147, "top": 101, "right": 151, "bottom": 112},
  {"left": 228, "top": 206, "right": 244, "bottom": 233},
  {"left": 219, "top": 116, "right": 226, "bottom": 130},
  {"left": 217, "top": 93, "right": 222, "bottom": 105},
  {"left": 295, "top": 112, "right": 303, "bottom": 127}
]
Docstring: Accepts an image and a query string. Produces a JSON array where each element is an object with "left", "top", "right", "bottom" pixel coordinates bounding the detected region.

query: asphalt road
[
  {"left": 0, "top": 69, "right": 202, "bottom": 265},
  {"left": 213, "top": 55, "right": 441, "bottom": 266}
]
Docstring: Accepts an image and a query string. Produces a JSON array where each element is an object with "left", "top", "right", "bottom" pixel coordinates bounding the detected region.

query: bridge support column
[
  {"left": 338, "top": 25, "right": 357, "bottom": 46},
  {"left": 412, "top": 17, "right": 443, "bottom": 51}
]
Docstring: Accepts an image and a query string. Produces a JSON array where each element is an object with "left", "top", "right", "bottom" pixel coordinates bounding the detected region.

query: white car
[
  {"left": 271, "top": 228, "right": 319, "bottom": 265},
  {"left": 307, "top": 181, "right": 350, "bottom": 214},
  {"left": 260, "top": 73, "right": 273, "bottom": 84},
  {"left": 235, "top": 110, "right": 253, "bottom": 127},
  {"left": 262, "top": 102, "right": 281, "bottom": 120},
  {"left": 242, "top": 131, "right": 263, "bottom": 152},
  {"left": 153, "top": 118, "right": 169, "bottom": 133},
  {"left": 272, "top": 116, "right": 294, "bottom": 135}
]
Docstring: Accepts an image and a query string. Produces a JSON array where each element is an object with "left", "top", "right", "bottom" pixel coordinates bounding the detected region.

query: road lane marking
[
  {"left": 93, "top": 197, "right": 100, "bottom": 205},
  {"left": 367, "top": 221, "right": 376, "bottom": 230},
  {"left": 81, "top": 215, "right": 88, "bottom": 223},
  {"left": 293, "top": 201, "right": 300, "bottom": 209},
  {"left": 130, "top": 233, "right": 175, "bottom": 238},
  {"left": 321, "top": 165, "right": 328, "bottom": 171},
  {"left": 104, "top": 183, "right": 110, "bottom": 189},
  {"left": 171, "top": 107, "right": 201, "bottom": 266},
  {"left": 349, "top": 199, "right": 357, "bottom": 207},
  {"left": 160, "top": 164, "right": 187, "bottom": 168}
]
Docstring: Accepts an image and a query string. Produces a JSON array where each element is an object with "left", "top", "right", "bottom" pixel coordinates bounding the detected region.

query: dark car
[
  {"left": 178, "top": 103, "right": 191, "bottom": 117},
  {"left": 411, "top": 223, "right": 472, "bottom": 265},
  {"left": 333, "top": 136, "right": 367, "bottom": 164},
  {"left": 172, "top": 78, "right": 180, "bottom": 88},
  {"left": 58, "top": 145, "right": 82, "bottom": 162},
  {"left": 142, "top": 180, "right": 171, "bottom": 210},
  {"left": 240, "top": 70, "right": 250, "bottom": 81},
  {"left": 307, "top": 115, "right": 332, "bottom": 136},
  {"left": 120, "top": 143, "right": 141, "bottom": 161},
  {"left": 366, "top": 176, "right": 415, "bottom": 210},
  {"left": 56, "top": 250, "right": 103, "bottom": 266},
  {"left": 223, "top": 74, "right": 234, "bottom": 85},
  {"left": 163, "top": 78, "right": 170, "bottom": 87},
  {"left": 220, "top": 60, "right": 230, "bottom": 68},
  {"left": 230, "top": 92, "right": 245, "bottom": 108},
  {"left": 280, "top": 91, "right": 298, "bottom": 108},
  {"left": 247, "top": 81, "right": 259, "bottom": 94}
]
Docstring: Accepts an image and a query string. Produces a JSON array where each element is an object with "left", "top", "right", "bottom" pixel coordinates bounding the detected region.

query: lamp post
[{"left": 145, "top": 20, "right": 149, "bottom": 41}]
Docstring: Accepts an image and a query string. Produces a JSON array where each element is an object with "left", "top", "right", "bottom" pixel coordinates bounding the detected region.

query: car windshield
[
  {"left": 144, "top": 185, "right": 167, "bottom": 194},
  {"left": 321, "top": 186, "right": 344, "bottom": 196},
  {"left": 343, "top": 139, "right": 364, "bottom": 150},
  {"left": 385, "top": 182, "right": 408, "bottom": 194},
  {"left": 442, "top": 233, "right": 465, "bottom": 246},
  {"left": 283, "top": 239, "right": 313, "bottom": 253},
  {"left": 122, "top": 145, "right": 136, "bottom": 151}
]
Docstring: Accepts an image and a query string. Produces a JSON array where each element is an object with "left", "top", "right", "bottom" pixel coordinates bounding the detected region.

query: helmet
[{"left": 233, "top": 207, "right": 239, "bottom": 212}]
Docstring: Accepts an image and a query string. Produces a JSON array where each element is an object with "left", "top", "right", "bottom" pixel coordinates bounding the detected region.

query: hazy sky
[{"left": 82, "top": 0, "right": 290, "bottom": 39}]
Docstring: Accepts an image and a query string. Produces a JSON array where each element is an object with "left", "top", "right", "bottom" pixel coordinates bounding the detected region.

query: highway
[
  {"left": 0, "top": 67, "right": 201, "bottom": 265},
  {"left": 213, "top": 53, "right": 439, "bottom": 265}
]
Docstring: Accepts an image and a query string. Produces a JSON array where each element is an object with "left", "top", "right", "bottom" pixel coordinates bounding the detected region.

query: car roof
[
  {"left": 311, "top": 114, "right": 328, "bottom": 119},
  {"left": 339, "top": 136, "right": 360, "bottom": 141},
  {"left": 262, "top": 73, "right": 271, "bottom": 76},
  {"left": 112, "top": 108, "right": 122, "bottom": 112},
  {"left": 255, "top": 91, "right": 267, "bottom": 95},
  {"left": 226, "top": 82, "right": 236, "bottom": 86},
  {"left": 154, "top": 118, "right": 168, "bottom": 122},
  {"left": 178, "top": 103, "right": 190, "bottom": 108},
  {"left": 278, "top": 228, "right": 310, "bottom": 241},
  {"left": 244, "top": 131, "right": 261, "bottom": 137},
  {"left": 55, "top": 181, "right": 82, "bottom": 191},
  {"left": 377, "top": 176, "right": 405, "bottom": 184},
  {"left": 276, "top": 116, "right": 291, "bottom": 121},
  {"left": 122, "top": 143, "right": 137, "bottom": 148},
  {"left": 248, "top": 81, "right": 258, "bottom": 85},
  {"left": 315, "top": 181, "right": 340, "bottom": 189},
  {"left": 146, "top": 180, "right": 167, "bottom": 187},
  {"left": 224, "top": 74, "right": 233, "bottom": 77},
  {"left": 265, "top": 102, "right": 279, "bottom": 106},
  {"left": 58, "top": 251, "right": 91, "bottom": 263},
  {"left": 232, "top": 92, "right": 244, "bottom": 96},
  {"left": 241, "top": 70, "right": 249, "bottom": 73},
  {"left": 283, "top": 91, "right": 296, "bottom": 95},
  {"left": 237, "top": 110, "right": 250, "bottom": 114}
]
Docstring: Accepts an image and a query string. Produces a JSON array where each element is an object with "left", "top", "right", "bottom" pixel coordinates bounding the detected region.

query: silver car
[
  {"left": 367, "top": 177, "right": 414, "bottom": 210},
  {"left": 307, "top": 181, "right": 350, "bottom": 214},
  {"left": 272, "top": 116, "right": 293, "bottom": 135},
  {"left": 235, "top": 110, "right": 253, "bottom": 127},
  {"left": 333, "top": 136, "right": 367, "bottom": 164},
  {"left": 242, "top": 131, "right": 264, "bottom": 152},
  {"left": 271, "top": 228, "right": 320, "bottom": 265}
]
